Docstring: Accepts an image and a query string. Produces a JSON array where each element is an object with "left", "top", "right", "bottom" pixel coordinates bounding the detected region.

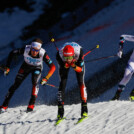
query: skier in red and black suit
[
  {"left": 0, "top": 38, "right": 56, "bottom": 113},
  {"left": 56, "top": 42, "right": 88, "bottom": 120}
]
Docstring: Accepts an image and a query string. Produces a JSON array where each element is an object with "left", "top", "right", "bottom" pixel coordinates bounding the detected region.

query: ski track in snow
[{"left": 0, "top": 102, "right": 134, "bottom": 134}]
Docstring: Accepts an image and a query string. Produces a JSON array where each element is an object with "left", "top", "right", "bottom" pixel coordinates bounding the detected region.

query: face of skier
[
  {"left": 31, "top": 47, "right": 40, "bottom": 57},
  {"left": 64, "top": 56, "right": 74, "bottom": 64}
]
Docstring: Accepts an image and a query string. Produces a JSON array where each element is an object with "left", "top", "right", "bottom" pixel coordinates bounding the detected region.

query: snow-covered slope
[
  {"left": 0, "top": 0, "right": 48, "bottom": 60},
  {"left": 0, "top": 101, "right": 134, "bottom": 134}
]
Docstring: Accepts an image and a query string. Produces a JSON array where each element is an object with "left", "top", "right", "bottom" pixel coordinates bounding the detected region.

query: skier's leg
[
  {"left": 27, "top": 69, "right": 41, "bottom": 112},
  {"left": 112, "top": 65, "right": 134, "bottom": 100},
  {"left": 57, "top": 66, "right": 69, "bottom": 118},
  {"left": 1, "top": 66, "right": 29, "bottom": 109},
  {"left": 127, "top": 64, "right": 134, "bottom": 100},
  {"left": 76, "top": 65, "right": 88, "bottom": 117}
]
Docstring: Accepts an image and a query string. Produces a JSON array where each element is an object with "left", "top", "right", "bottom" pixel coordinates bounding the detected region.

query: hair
[{"left": 32, "top": 38, "right": 43, "bottom": 44}]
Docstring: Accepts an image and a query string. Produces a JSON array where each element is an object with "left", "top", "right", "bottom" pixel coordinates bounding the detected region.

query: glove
[
  {"left": 120, "top": 36, "right": 125, "bottom": 44},
  {"left": 40, "top": 77, "right": 48, "bottom": 85},
  {"left": 64, "top": 59, "right": 77, "bottom": 68},
  {"left": 117, "top": 50, "right": 123, "bottom": 58},
  {"left": 70, "top": 59, "right": 77, "bottom": 68},
  {"left": 70, "top": 62, "right": 76, "bottom": 68},
  {"left": 4, "top": 67, "right": 10, "bottom": 76},
  {"left": 64, "top": 62, "right": 70, "bottom": 68}
]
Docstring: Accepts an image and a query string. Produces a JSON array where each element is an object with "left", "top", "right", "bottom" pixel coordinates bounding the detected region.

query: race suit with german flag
[{"left": 2, "top": 45, "right": 55, "bottom": 110}]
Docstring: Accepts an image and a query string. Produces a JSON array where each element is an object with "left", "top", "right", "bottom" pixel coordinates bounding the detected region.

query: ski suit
[
  {"left": 118, "top": 35, "right": 134, "bottom": 89},
  {"left": 56, "top": 42, "right": 87, "bottom": 117},
  {"left": 2, "top": 45, "right": 55, "bottom": 110}
]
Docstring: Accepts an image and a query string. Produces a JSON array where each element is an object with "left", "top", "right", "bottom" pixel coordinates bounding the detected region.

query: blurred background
[{"left": 0, "top": 0, "right": 114, "bottom": 49}]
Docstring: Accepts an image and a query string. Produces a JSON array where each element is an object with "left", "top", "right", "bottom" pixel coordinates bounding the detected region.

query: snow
[
  {"left": 1, "top": 101, "right": 134, "bottom": 134},
  {"left": 1, "top": 0, "right": 134, "bottom": 133},
  {"left": 0, "top": 0, "right": 47, "bottom": 48}
]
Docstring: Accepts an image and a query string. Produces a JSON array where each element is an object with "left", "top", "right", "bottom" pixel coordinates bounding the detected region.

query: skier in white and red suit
[{"left": 0, "top": 38, "right": 56, "bottom": 113}]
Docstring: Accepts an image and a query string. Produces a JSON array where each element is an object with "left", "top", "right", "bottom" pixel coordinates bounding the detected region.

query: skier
[
  {"left": 0, "top": 38, "right": 56, "bottom": 113},
  {"left": 56, "top": 42, "right": 88, "bottom": 121},
  {"left": 112, "top": 34, "right": 134, "bottom": 100}
]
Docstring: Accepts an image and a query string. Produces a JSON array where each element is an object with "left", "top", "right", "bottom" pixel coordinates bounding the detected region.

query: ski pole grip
[
  {"left": 96, "top": 45, "right": 99, "bottom": 48},
  {"left": 51, "top": 38, "right": 55, "bottom": 42}
]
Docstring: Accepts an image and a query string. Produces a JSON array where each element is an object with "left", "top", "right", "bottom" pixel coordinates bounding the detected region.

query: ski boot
[
  {"left": 81, "top": 102, "right": 88, "bottom": 118},
  {"left": 26, "top": 105, "right": 34, "bottom": 112},
  {"left": 129, "top": 89, "right": 134, "bottom": 101},
  {"left": 57, "top": 105, "right": 64, "bottom": 119},
  {"left": 55, "top": 105, "right": 65, "bottom": 125},
  {"left": 75, "top": 102, "right": 88, "bottom": 124},
  {"left": 0, "top": 106, "right": 8, "bottom": 114},
  {"left": 111, "top": 89, "right": 122, "bottom": 100}
]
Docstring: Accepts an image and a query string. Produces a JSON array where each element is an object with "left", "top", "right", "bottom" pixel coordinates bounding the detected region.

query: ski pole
[
  {"left": 83, "top": 45, "right": 99, "bottom": 59},
  {"left": 45, "top": 83, "right": 59, "bottom": 88},
  {"left": 51, "top": 38, "right": 59, "bottom": 51},
  {"left": 85, "top": 54, "right": 117, "bottom": 63},
  {"left": 41, "top": 75, "right": 59, "bottom": 88}
]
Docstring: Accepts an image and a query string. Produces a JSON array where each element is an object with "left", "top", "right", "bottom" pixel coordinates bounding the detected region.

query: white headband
[{"left": 31, "top": 42, "right": 42, "bottom": 50}]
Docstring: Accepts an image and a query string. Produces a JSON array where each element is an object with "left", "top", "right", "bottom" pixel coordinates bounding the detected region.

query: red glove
[
  {"left": 64, "top": 62, "right": 70, "bottom": 68},
  {"left": 70, "top": 59, "right": 77, "bottom": 68},
  {"left": 70, "top": 60, "right": 82, "bottom": 73},
  {"left": 70, "top": 62, "right": 76, "bottom": 68}
]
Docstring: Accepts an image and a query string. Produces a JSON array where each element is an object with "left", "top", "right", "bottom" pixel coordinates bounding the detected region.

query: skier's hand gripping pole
[
  {"left": 40, "top": 77, "right": 59, "bottom": 88},
  {"left": 40, "top": 77, "right": 48, "bottom": 85},
  {"left": 0, "top": 65, "right": 10, "bottom": 76}
]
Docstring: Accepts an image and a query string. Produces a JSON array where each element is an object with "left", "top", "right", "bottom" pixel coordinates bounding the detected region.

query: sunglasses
[
  {"left": 31, "top": 48, "right": 40, "bottom": 52},
  {"left": 64, "top": 56, "right": 74, "bottom": 60}
]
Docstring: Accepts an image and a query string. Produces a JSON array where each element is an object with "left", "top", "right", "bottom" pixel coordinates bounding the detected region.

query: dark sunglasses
[{"left": 31, "top": 48, "right": 40, "bottom": 52}]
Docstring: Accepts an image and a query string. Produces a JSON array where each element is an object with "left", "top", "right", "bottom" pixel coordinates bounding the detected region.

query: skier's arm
[
  {"left": 56, "top": 52, "right": 66, "bottom": 68},
  {"left": 119, "top": 36, "right": 125, "bottom": 51},
  {"left": 118, "top": 34, "right": 134, "bottom": 49},
  {"left": 72, "top": 48, "right": 84, "bottom": 73},
  {"left": 117, "top": 36, "right": 125, "bottom": 58},
  {"left": 121, "top": 34, "right": 134, "bottom": 42},
  {"left": 6, "top": 47, "right": 25, "bottom": 68},
  {"left": 43, "top": 53, "right": 56, "bottom": 80},
  {"left": 117, "top": 34, "right": 134, "bottom": 58}
]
